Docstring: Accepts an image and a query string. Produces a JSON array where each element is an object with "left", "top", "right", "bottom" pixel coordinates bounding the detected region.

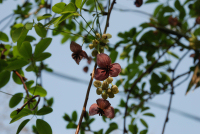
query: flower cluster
[
  {"left": 93, "top": 77, "right": 119, "bottom": 99},
  {"left": 89, "top": 98, "right": 114, "bottom": 119},
  {"left": 168, "top": 16, "right": 178, "bottom": 26},
  {"left": 89, "top": 33, "right": 112, "bottom": 57}
]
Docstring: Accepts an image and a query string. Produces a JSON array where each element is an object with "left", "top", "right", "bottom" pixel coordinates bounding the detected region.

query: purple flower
[
  {"left": 134, "top": 0, "right": 143, "bottom": 7},
  {"left": 94, "top": 53, "right": 121, "bottom": 81},
  {"left": 70, "top": 41, "right": 88, "bottom": 65},
  {"left": 89, "top": 98, "right": 115, "bottom": 119}
]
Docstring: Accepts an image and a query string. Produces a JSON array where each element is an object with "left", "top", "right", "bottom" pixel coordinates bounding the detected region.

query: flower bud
[
  {"left": 102, "top": 81, "right": 109, "bottom": 90},
  {"left": 92, "top": 50, "right": 98, "bottom": 57},
  {"left": 89, "top": 44, "right": 94, "bottom": 49},
  {"left": 96, "top": 88, "right": 102, "bottom": 95},
  {"left": 96, "top": 33, "right": 100, "bottom": 38},
  {"left": 99, "top": 46, "right": 104, "bottom": 53},
  {"left": 108, "top": 92, "right": 114, "bottom": 98},
  {"left": 107, "top": 77, "right": 113, "bottom": 83},
  {"left": 107, "top": 88, "right": 111, "bottom": 93},
  {"left": 93, "top": 80, "right": 101, "bottom": 87},
  {"left": 106, "top": 33, "right": 112, "bottom": 39},
  {"left": 102, "top": 92, "right": 108, "bottom": 99},
  {"left": 102, "top": 34, "right": 107, "bottom": 39},
  {"left": 111, "top": 85, "right": 119, "bottom": 94},
  {"left": 92, "top": 39, "right": 99, "bottom": 47}
]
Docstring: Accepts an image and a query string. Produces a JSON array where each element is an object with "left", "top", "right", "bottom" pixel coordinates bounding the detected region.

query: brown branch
[
  {"left": 16, "top": 95, "right": 40, "bottom": 114},
  {"left": 13, "top": 70, "right": 29, "bottom": 97},
  {"left": 123, "top": 45, "right": 172, "bottom": 133},
  {"left": 103, "top": 0, "right": 116, "bottom": 34},
  {"left": 1, "top": 49, "right": 7, "bottom": 59},
  {"left": 75, "top": 1, "right": 116, "bottom": 133}
]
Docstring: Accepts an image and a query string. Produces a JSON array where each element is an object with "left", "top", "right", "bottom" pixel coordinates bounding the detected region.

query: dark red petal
[
  {"left": 70, "top": 41, "right": 82, "bottom": 53},
  {"left": 109, "top": 63, "right": 121, "bottom": 77},
  {"left": 94, "top": 68, "right": 109, "bottom": 81},
  {"left": 72, "top": 53, "right": 83, "bottom": 65},
  {"left": 97, "top": 53, "right": 111, "bottom": 68},
  {"left": 96, "top": 98, "right": 110, "bottom": 110},
  {"left": 83, "top": 66, "right": 88, "bottom": 73},
  {"left": 134, "top": 0, "right": 143, "bottom": 7},
  {"left": 80, "top": 50, "right": 88, "bottom": 59},
  {"left": 104, "top": 106, "right": 115, "bottom": 119},
  {"left": 190, "top": 54, "right": 195, "bottom": 57},
  {"left": 87, "top": 56, "right": 92, "bottom": 64},
  {"left": 89, "top": 103, "right": 98, "bottom": 116}
]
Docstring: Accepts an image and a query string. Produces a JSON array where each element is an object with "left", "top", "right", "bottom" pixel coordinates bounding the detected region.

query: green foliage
[
  {"left": 34, "top": 38, "right": 52, "bottom": 57},
  {"left": 29, "top": 86, "right": 47, "bottom": 97},
  {"left": 105, "top": 123, "right": 118, "bottom": 134},
  {"left": 9, "top": 93, "right": 23, "bottom": 108},
  {"left": 0, "top": 70, "right": 10, "bottom": 88},
  {"left": 6, "top": 59, "right": 29, "bottom": 71},
  {"left": 18, "top": 41, "right": 32, "bottom": 59},
  {"left": 72, "top": 111, "right": 78, "bottom": 122},
  {"left": 37, "top": 107, "right": 53, "bottom": 115},
  {"left": 10, "top": 108, "right": 32, "bottom": 124},
  {"left": 16, "top": 119, "right": 30, "bottom": 134},
  {"left": 37, "top": 14, "right": 52, "bottom": 21},
  {"left": 0, "top": 31, "right": 9, "bottom": 42},
  {"left": 34, "top": 23, "right": 47, "bottom": 37},
  {"left": 36, "top": 119, "right": 52, "bottom": 134}
]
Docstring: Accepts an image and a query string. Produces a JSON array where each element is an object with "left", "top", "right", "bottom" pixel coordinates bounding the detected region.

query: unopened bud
[
  {"left": 102, "top": 34, "right": 107, "bottom": 39},
  {"left": 96, "top": 88, "right": 102, "bottom": 95},
  {"left": 106, "top": 33, "right": 112, "bottom": 39},
  {"left": 111, "top": 85, "right": 119, "bottom": 94},
  {"left": 96, "top": 33, "right": 100, "bottom": 38},
  {"left": 107, "top": 88, "right": 111, "bottom": 93},
  {"left": 92, "top": 50, "right": 98, "bottom": 57},
  {"left": 107, "top": 77, "right": 113, "bottom": 83},
  {"left": 101, "top": 92, "right": 108, "bottom": 99},
  {"left": 89, "top": 44, "right": 94, "bottom": 49},
  {"left": 99, "top": 46, "right": 104, "bottom": 53},
  {"left": 108, "top": 92, "right": 114, "bottom": 98},
  {"left": 93, "top": 80, "right": 101, "bottom": 87},
  {"left": 102, "top": 81, "right": 109, "bottom": 90},
  {"left": 92, "top": 39, "right": 99, "bottom": 47}
]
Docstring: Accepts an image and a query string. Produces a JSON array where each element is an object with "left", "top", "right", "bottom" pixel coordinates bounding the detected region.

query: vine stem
[
  {"left": 75, "top": 0, "right": 116, "bottom": 133},
  {"left": 123, "top": 45, "right": 172, "bottom": 133},
  {"left": 161, "top": 50, "right": 190, "bottom": 134}
]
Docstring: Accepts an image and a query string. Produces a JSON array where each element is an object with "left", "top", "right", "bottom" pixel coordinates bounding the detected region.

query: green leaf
[
  {"left": 11, "top": 27, "right": 23, "bottom": 43},
  {"left": 17, "top": 28, "right": 29, "bottom": 50},
  {"left": 174, "top": 0, "right": 186, "bottom": 20},
  {"left": 6, "top": 59, "right": 29, "bottom": 71},
  {"left": 25, "top": 23, "right": 33, "bottom": 30},
  {"left": 52, "top": 2, "right": 66, "bottom": 13},
  {"left": 118, "top": 99, "right": 126, "bottom": 107},
  {"left": 25, "top": 80, "right": 34, "bottom": 89},
  {"left": 109, "top": 50, "right": 118, "bottom": 63},
  {"left": 63, "top": 113, "right": 71, "bottom": 121},
  {"left": 0, "top": 70, "right": 10, "bottom": 88},
  {"left": 105, "top": 123, "right": 118, "bottom": 134},
  {"left": 36, "top": 119, "right": 52, "bottom": 134},
  {"left": 145, "top": 0, "right": 158, "bottom": 4},
  {"left": 0, "top": 31, "right": 9, "bottom": 42},
  {"left": 140, "top": 119, "right": 148, "bottom": 128},
  {"left": 167, "top": 51, "right": 179, "bottom": 59},
  {"left": 76, "top": 0, "right": 82, "bottom": 8},
  {"left": 129, "top": 124, "right": 138, "bottom": 134},
  {"left": 194, "top": 27, "right": 200, "bottom": 36},
  {"left": 29, "top": 86, "right": 47, "bottom": 97},
  {"left": 37, "top": 107, "right": 53, "bottom": 115},
  {"left": 24, "top": 35, "right": 36, "bottom": 42},
  {"left": 34, "top": 38, "right": 52, "bottom": 57},
  {"left": 143, "top": 113, "right": 155, "bottom": 117},
  {"left": 80, "top": 0, "right": 87, "bottom": 10},
  {"left": 67, "top": 122, "right": 77, "bottom": 128},
  {"left": 72, "top": 111, "right": 77, "bottom": 122},
  {"left": 54, "top": 13, "right": 80, "bottom": 27},
  {"left": 10, "top": 108, "right": 32, "bottom": 124},
  {"left": 0, "top": 60, "right": 8, "bottom": 72},
  {"left": 61, "top": 3, "right": 76, "bottom": 14},
  {"left": 140, "top": 130, "right": 148, "bottom": 134},
  {"left": 18, "top": 41, "right": 32, "bottom": 59},
  {"left": 9, "top": 93, "right": 23, "bottom": 108},
  {"left": 34, "top": 52, "right": 51, "bottom": 61},
  {"left": 37, "top": 14, "right": 52, "bottom": 21},
  {"left": 10, "top": 110, "right": 18, "bottom": 118},
  {"left": 34, "top": 23, "right": 47, "bottom": 38},
  {"left": 47, "top": 97, "right": 54, "bottom": 107},
  {"left": 16, "top": 119, "right": 30, "bottom": 134}
]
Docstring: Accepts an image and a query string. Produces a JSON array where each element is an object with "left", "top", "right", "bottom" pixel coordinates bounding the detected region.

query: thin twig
[
  {"left": 162, "top": 50, "right": 190, "bottom": 134},
  {"left": 123, "top": 45, "right": 172, "bottom": 133},
  {"left": 75, "top": 0, "right": 116, "bottom": 133}
]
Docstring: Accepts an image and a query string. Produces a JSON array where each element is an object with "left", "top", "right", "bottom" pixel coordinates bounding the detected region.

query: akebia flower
[
  {"left": 134, "top": 0, "right": 143, "bottom": 7},
  {"left": 94, "top": 53, "right": 121, "bottom": 81},
  {"left": 89, "top": 98, "right": 114, "bottom": 118},
  {"left": 70, "top": 41, "right": 88, "bottom": 65},
  {"left": 168, "top": 16, "right": 178, "bottom": 26}
]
